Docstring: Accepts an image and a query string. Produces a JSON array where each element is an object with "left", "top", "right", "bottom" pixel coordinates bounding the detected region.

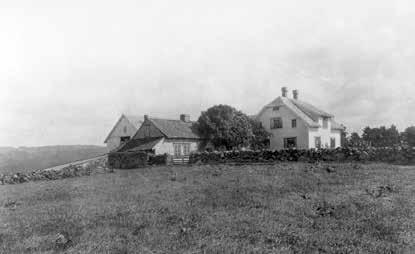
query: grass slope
[
  {"left": 0, "top": 145, "right": 108, "bottom": 174},
  {"left": 1, "top": 163, "right": 414, "bottom": 253}
]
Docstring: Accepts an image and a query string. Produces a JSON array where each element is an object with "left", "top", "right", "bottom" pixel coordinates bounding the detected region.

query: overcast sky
[{"left": 1, "top": 0, "right": 414, "bottom": 147}]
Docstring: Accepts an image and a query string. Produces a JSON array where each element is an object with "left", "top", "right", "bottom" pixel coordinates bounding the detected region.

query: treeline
[{"left": 343, "top": 125, "right": 415, "bottom": 148}]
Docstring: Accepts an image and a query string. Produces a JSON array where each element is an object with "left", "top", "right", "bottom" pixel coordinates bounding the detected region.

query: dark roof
[
  {"left": 149, "top": 118, "right": 200, "bottom": 139},
  {"left": 116, "top": 138, "right": 162, "bottom": 152}
]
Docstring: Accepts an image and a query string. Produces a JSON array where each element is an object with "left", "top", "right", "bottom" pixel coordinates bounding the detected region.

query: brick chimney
[
  {"left": 144, "top": 115, "right": 149, "bottom": 121},
  {"left": 281, "top": 87, "right": 288, "bottom": 97},
  {"left": 180, "top": 114, "right": 190, "bottom": 122},
  {"left": 293, "top": 89, "right": 298, "bottom": 100}
]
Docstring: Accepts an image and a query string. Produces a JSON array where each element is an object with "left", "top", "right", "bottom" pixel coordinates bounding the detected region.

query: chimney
[
  {"left": 281, "top": 87, "right": 288, "bottom": 97},
  {"left": 293, "top": 89, "right": 298, "bottom": 100},
  {"left": 144, "top": 115, "right": 149, "bottom": 121},
  {"left": 180, "top": 114, "right": 190, "bottom": 122}
]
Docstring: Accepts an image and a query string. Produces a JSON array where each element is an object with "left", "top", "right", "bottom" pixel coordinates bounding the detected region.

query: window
[
  {"left": 323, "top": 118, "right": 329, "bottom": 129},
  {"left": 330, "top": 137, "right": 336, "bottom": 148},
  {"left": 291, "top": 119, "right": 297, "bottom": 128},
  {"left": 270, "top": 117, "right": 283, "bottom": 129},
  {"left": 273, "top": 106, "right": 280, "bottom": 111},
  {"left": 120, "top": 136, "right": 130, "bottom": 143},
  {"left": 174, "top": 143, "right": 191, "bottom": 157},
  {"left": 284, "top": 137, "right": 297, "bottom": 149},
  {"left": 183, "top": 143, "right": 190, "bottom": 156},
  {"left": 315, "top": 137, "right": 322, "bottom": 149},
  {"left": 174, "top": 143, "right": 181, "bottom": 157}
]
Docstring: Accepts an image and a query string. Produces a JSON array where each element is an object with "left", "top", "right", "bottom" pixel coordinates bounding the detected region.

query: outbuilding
[
  {"left": 116, "top": 114, "right": 201, "bottom": 163},
  {"left": 104, "top": 114, "right": 143, "bottom": 151}
]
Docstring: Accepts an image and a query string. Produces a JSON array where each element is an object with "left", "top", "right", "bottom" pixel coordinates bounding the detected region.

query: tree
[
  {"left": 348, "top": 132, "right": 363, "bottom": 147},
  {"left": 195, "top": 104, "right": 269, "bottom": 150},
  {"left": 340, "top": 127, "right": 348, "bottom": 147},
  {"left": 402, "top": 126, "right": 415, "bottom": 147},
  {"left": 249, "top": 118, "right": 271, "bottom": 150},
  {"left": 362, "top": 125, "right": 401, "bottom": 147}
]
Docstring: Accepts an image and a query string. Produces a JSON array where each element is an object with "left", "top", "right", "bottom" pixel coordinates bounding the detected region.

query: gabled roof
[
  {"left": 116, "top": 137, "right": 163, "bottom": 152},
  {"left": 256, "top": 96, "right": 342, "bottom": 130},
  {"left": 124, "top": 115, "right": 143, "bottom": 129},
  {"left": 290, "top": 99, "right": 333, "bottom": 120},
  {"left": 149, "top": 118, "right": 200, "bottom": 139},
  {"left": 331, "top": 120, "right": 345, "bottom": 131},
  {"left": 104, "top": 114, "right": 143, "bottom": 143}
]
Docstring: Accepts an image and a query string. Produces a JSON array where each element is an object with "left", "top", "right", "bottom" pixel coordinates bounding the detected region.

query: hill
[
  {"left": 0, "top": 162, "right": 414, "bottom": 253},
  {"left": 0, "top": 145, "right": 108, "bottom": 173}
]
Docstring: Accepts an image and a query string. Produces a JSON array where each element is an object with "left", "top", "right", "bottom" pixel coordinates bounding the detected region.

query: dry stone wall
[
  {"left": 0, "top": 156, "right": 111, "bottom": 185},
  {"left": 189, "top": 147, "right": 415, "bottom": 165}
]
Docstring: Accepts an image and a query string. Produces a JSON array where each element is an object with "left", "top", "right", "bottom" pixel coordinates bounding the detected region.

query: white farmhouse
[
  {"left": 256, "top": 87, "right": 344, "bottom": 150},
  {"left": 104, "top": 114, "right": 143, "bottom": 151}
]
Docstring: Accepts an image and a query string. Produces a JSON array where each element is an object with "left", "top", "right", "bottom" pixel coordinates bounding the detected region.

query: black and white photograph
[{"left": 1, "top": 0, "right": 414, "bottom": 253}]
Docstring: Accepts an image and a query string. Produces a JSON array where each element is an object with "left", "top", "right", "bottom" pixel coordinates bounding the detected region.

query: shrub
[{"left": 108, "top": 151, "right": 148, "bottom": 169}]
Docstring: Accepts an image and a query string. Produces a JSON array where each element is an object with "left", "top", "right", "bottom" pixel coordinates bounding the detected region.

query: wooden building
[
  {"left": 104, "top": 114, "right": 143, "bottom": 151},
  {"left": 116, "top": 114, "right": 201, "bottom": 163}
]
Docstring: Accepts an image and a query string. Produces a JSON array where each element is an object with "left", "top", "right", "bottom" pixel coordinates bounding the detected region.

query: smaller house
[
  {"left": 104, "top": 114, "right": 143, "bottom": 151},
  {"left": 117, "top": 114, "right": 201, "bottom": 163}
]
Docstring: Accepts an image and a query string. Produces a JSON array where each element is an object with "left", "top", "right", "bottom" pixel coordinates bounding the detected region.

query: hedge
[
  {"left": 108, "top": 151, "right": 148, "bottom": 169},
  {"left": 148, "top": 154, "right": 173, "bottom": 166},
  {"left": 189, "top": 147, "right": 415, "bottom": 165}
]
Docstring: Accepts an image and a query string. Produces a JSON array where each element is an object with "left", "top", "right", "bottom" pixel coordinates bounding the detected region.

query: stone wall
[
  {"left": 189, "top": 147, "right": 415, "bottom": 165},
  {"left": 0, "top": 156, "right": 111, "bottom": 185}
]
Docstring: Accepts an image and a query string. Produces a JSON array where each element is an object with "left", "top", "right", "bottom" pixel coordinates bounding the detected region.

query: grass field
[{"left": 1, "top": 162, "right": 415, "bottom": 253}]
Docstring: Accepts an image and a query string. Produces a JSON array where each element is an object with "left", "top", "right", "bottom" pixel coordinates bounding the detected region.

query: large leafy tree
[{"left": 195, "top": 104, "right": 269, "bottom": 150}]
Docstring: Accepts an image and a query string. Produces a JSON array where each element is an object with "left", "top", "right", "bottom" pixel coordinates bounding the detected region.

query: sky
[{"left": 1, "top": 0, "right": 414, "bottom": 147}]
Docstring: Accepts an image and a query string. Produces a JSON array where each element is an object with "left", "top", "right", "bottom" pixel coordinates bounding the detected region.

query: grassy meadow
[{"left": 1, "top": 162, "right": 415, "bottom": 253}]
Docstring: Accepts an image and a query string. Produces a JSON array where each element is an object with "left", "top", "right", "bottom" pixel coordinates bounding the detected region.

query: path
[{"left": 43, "top": 154, "right": 107, "bottom": 171}]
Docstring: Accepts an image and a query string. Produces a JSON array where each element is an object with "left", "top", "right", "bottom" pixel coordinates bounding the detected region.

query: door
[
  {"left": 284, "top": 137, "right": 297, "bottom": 149},
  {"left": 174, "top": 143, "right": 182, "bottom": 158},
  {"left": 173, "top": 143, "right": 191, "bottom": 164}
]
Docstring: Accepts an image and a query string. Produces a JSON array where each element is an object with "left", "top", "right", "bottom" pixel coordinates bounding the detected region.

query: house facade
[
  {"left": 256, "top": 87, "right": 344, "bottom": 150},
  {"left": 104, "top": 114, "right": 143, "bottom": 151},
  {"left": 117, "top": 114, "right": 201, "bottom": 162}
]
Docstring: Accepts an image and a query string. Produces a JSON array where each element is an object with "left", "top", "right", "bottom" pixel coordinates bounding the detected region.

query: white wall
[
  {"left": 105, "top": 116, "right": 138, "bottom": 151},
  {"left": 106, "top": 137, "right": 121, "bottom": 151},
  {"left": 308, "top": 118, "right": 341, "bottom": 148},
  {"left": 257, "top": 105, "right": 309, "bottom": 149},
  {"left": 153, "top": 138, "right": 199, "bottom": 156}
]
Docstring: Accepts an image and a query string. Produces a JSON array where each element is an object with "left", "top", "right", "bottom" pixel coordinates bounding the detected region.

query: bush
[
  {"left": 148, "top": 154, "right": 172, "bottom": 166},
  {"left": 108, "top": 151, "right": 148, "bottom": 169}
]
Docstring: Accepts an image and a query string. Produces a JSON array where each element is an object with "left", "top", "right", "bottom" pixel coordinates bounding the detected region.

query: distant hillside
[{"left": 0, "top": 145, "right": 108, "bottom": 173}]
